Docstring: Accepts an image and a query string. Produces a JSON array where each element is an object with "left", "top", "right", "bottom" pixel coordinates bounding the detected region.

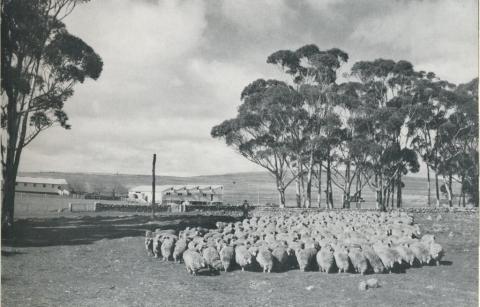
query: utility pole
[
  {"left": 152, "top": 153, "right": 156, "bottom": 218},
  {"left": 257, "top": 184, "right": 260, "bottom": 205}
]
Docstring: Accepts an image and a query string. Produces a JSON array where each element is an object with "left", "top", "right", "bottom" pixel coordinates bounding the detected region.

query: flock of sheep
[{"left": 144, "top": 211, "right": 444, "bottom": 276}]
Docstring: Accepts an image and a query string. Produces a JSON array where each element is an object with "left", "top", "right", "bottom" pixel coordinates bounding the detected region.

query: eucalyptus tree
[
  {"left": 330, "top": 81, "right": 372, "bottom": 208},
  {"left": 211, "top": 79, "right": 305, "bottom": 207},
  {"left": 435, "top": 78, "right": 478, "bottom": 206},
  {"left": 1, "top": 0, "right": 103, "bottom": 231},
  {"left": 267, "top": 44, "right": 349, "bottom": 208},
  {"left": 408, "top": 72, "right": 454, "bottom": 206},
  {"left": 350, "top": 59, "right": 420, "bottom": 210},
  {"left": 454, "top": 78, "right": 478, "bottom": 205}
]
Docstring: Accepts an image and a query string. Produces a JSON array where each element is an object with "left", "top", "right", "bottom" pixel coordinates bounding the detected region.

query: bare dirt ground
[{"left": 2, "top": 211, "right": 478, "bottom": 307}]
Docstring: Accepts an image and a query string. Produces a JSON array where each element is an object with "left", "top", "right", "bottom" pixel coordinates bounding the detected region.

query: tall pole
[
  {"left": 257, "top": 184, "right": 259, "bottom": 205},
  {"left": 152, "top": 153, "right": 156, "bottom": 218}
]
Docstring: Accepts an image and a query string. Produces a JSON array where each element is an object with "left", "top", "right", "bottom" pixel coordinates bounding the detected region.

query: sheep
[
  {"left": 296, "top": 248, "right": 317, "bottom": 272},
  {"left": 219, "top": 245, "right": 235, "bottom": 272},
  {"left": 394, "top": 244, "right": 416, "bottom": 266},
  {"left": 348, "top": 248, "right": 368, "bottom": 275},
  {"left": 410, "top": 242, "right": 431, "bottom": 265},
  {"left": 256, "top": 246, "right": 274, "bottom": 273},
  {"left": 271, "top": 246, "right": 289, "bottom": 272},
  {"left": 144, "top": 210, "right": 446, "bottom": 276},
  {"left": 187, "top": 241, "right": 198, "bottom": 251},
  {"left": 202, "top": 246, "right": 222, "bottom": 271},
  {"left": 152, "top": 234, "right": 162, "bottom": 259},
  {"left": 304, "top": 238, "right": 320, "bottom": 250},
  {"left": 145, "top": 231, "right": 154, "bottom": 256},
  {"left": 161, "top": 237, "right": 175, "bottom": 261},
  {"left": 372, "top": 244, "right": 395, "bottom": 273},
  {"left": 421, "top": 234, "right": 435, "bottom": 245},
  {"left": 429, "top": 242, "right": 444, "bottom": 266},
  {"left": 316, "top": 245, "right": 335, "bottom": 273},
  {"left": 183, "top": 249, "right": 206, "bottom": 276},
  {"left": 333, "top": 245, "right": 350, "bottom": 273},
  {"left": 173, "top": 239, "right": 188, "bottom": 262},
  {"left": 362, "top": 247, "right": 385, "bottom": 274},
  {"left": 235, "top": 245, "right": 253, "bottom": 271}
]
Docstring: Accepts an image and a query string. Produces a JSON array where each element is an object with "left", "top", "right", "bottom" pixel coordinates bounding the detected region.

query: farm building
[
  {"left": 128, "top": 185, "right": 223, "bottom": 205},
  {"left": 14, "top": 177, "right": 70, "bottom": 195}
]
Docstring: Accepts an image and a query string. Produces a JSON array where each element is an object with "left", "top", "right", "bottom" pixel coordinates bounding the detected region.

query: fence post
[{"left": 69, "top": 203, "right": 72, "bottom": 212}]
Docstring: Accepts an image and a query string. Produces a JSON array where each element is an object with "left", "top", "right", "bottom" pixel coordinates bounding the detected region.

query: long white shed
[{"left": 128, "top": 184, "right": 223, "bottom": 205}]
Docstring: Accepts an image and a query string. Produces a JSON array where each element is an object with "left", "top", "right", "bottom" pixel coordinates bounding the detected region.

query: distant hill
[{"left": 19, "top": 171, "right": 459, "bottom": 208}]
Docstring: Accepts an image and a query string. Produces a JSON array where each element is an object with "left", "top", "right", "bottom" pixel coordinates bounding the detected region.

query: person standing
[{"left": 242, "top": 200, "right": 250, "bottom": 219}]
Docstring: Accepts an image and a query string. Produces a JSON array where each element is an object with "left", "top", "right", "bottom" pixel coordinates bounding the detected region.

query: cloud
[
  {"left": 220, "top": 0, "right": 293, "bottom": 33},
  {"left": 350, "top": 0, "right": 478, "bottom": 83},
  {"left": 187, "top": 58, "right": 266, "bottom": 112},
  {"left": 67, "top": 0, "right": 207, "bottom": 64},
  {"left": 19, "top": 0, "right": 478, "bottom": 177}
]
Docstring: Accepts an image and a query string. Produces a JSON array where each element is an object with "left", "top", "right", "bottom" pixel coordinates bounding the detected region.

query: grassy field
[
  {"left": 2, "top": 211, "right": 478, "bottom": 307},
  {"left": 16, "top": 171, "right": 462, "bottom": 215}
]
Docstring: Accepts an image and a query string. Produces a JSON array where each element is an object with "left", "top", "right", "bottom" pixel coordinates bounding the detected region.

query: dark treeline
[{"left": 211, "top": 44, "right": 478, "bottom": 210}]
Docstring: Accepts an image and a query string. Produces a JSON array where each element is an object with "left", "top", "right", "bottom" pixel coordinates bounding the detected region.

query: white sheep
[
  {"left": 316, "top": 245, "right": 335, "bottom": 273},
  {"left": 145, "top": 231, "right": 154, "bottom": 256},
  {"left": 235, "top": 245, "right": 252, "bottom": 271},
  {"left": 219, "top": 245, "right": 235, "bottom": 272},
  {"left": 256, "top": 246, "right": 274, "bottom": 273},
  {"left": 429, "top": 242, "right": 444, "bottom": 266},
  {"left": 333, "top": 245, "right": 350, "bottom": 273},
  {"left": 348, "top": 248, "right": 368, "bottom": 275},
  {"left": 362, "top": 247, "right": 385, "bottom": 274},
  {"left": 271, "top": 246, "right": 289, "bottom": 272},
  {"left": 173, "top": 239, "right": 188, "bottom": 262},
  {"left": 202, "top": 246, "right": 222, "bottom": 271},
  {"left": 161, "top": 237, "right": 175, "bottom": 261},
  {"left": 183, "top": 249, "right": 206, "bottom": 275}
]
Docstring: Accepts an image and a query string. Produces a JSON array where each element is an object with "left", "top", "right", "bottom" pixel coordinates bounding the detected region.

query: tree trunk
[
  {"left": 426, "top": 165, "right": 431, "bottom": 206},
  {"left": 375, "top": 174, "right": 380, "bottom": 210},
  {"left": 295, "top": 157, "right": 302, "bottom": 208},
  {"left": 435, "top": 170, "right": 440, "bottom": 207},
  {"left": 342, "top": 161, "right": 351, "bottom": 209},
  {"left": 391, "top": 179, "right": 395, "bottom": 209},
  {"left": 385, "top": 185, "right": 391, "bottom": 210},
  {"left": 2, "top": 93, "right": 20, "bottom": 235},
  {"left": 276, "top": 175, "right": 286, "bottom": 208},
  {"left": 305, "top": 152, "right": 314, "bottom": 208},
  {"left": 442, "top": 175, "right": 453, "bottom": 207},
  {"left": 151, "top": 153, "right": 156, "bottom": 217},
  {"left": 317, "top": 162, "right": 322, "bottom": 208},
  {"left": 448, "top": 173, "right": 453, "bottom": 207},
  {"left": 1, "top": 168, "right": 16, "bottom": 236},
  {"left": 396, "top": 172, "right": 402, "bottom": 208},
  {"left": 378, "top": 174, "right": 385, "bottom": 211},
  {"left": 278, "top": 188, "right": 286, "bottom": 208},
  {"left": 355, "top": 176, "right": 362, "bottom": 209},
  {"left": 326, "top": 158, "right": 332, "bottom": 209},
  {"left": 295, "top": 176, "right": 301, "bottom": 208}
]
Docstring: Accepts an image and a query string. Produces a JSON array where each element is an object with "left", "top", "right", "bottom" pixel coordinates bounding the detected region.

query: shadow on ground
[{"left": 2, "top": 214, "right": 239, "bottom": 248}]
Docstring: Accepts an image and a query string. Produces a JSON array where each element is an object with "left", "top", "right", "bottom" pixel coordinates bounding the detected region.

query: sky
[{"left": 20, "top": 0, "right": 478, "bottom": 177}]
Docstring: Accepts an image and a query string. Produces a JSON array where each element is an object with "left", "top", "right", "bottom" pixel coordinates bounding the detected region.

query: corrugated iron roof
[{"left": 16, "top": 177, "right": 68, "bottom": 185}]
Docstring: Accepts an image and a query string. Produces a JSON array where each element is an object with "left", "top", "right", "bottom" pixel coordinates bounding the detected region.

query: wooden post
[{"left": 152, "top": 153, "right": 156, "bottom": 218}]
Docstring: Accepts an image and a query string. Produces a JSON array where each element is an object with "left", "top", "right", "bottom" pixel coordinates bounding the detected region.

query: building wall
[
  {"left": 16, "top": 182, "right": 67, "bottom": 195},
  {"left": 128, "top": 190, "right": 223, "bottom": 204}
]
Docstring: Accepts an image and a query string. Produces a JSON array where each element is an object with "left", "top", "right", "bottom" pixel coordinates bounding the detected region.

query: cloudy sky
[{"left": 20, "top": 0, "right": 478, "bottom": 176}]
